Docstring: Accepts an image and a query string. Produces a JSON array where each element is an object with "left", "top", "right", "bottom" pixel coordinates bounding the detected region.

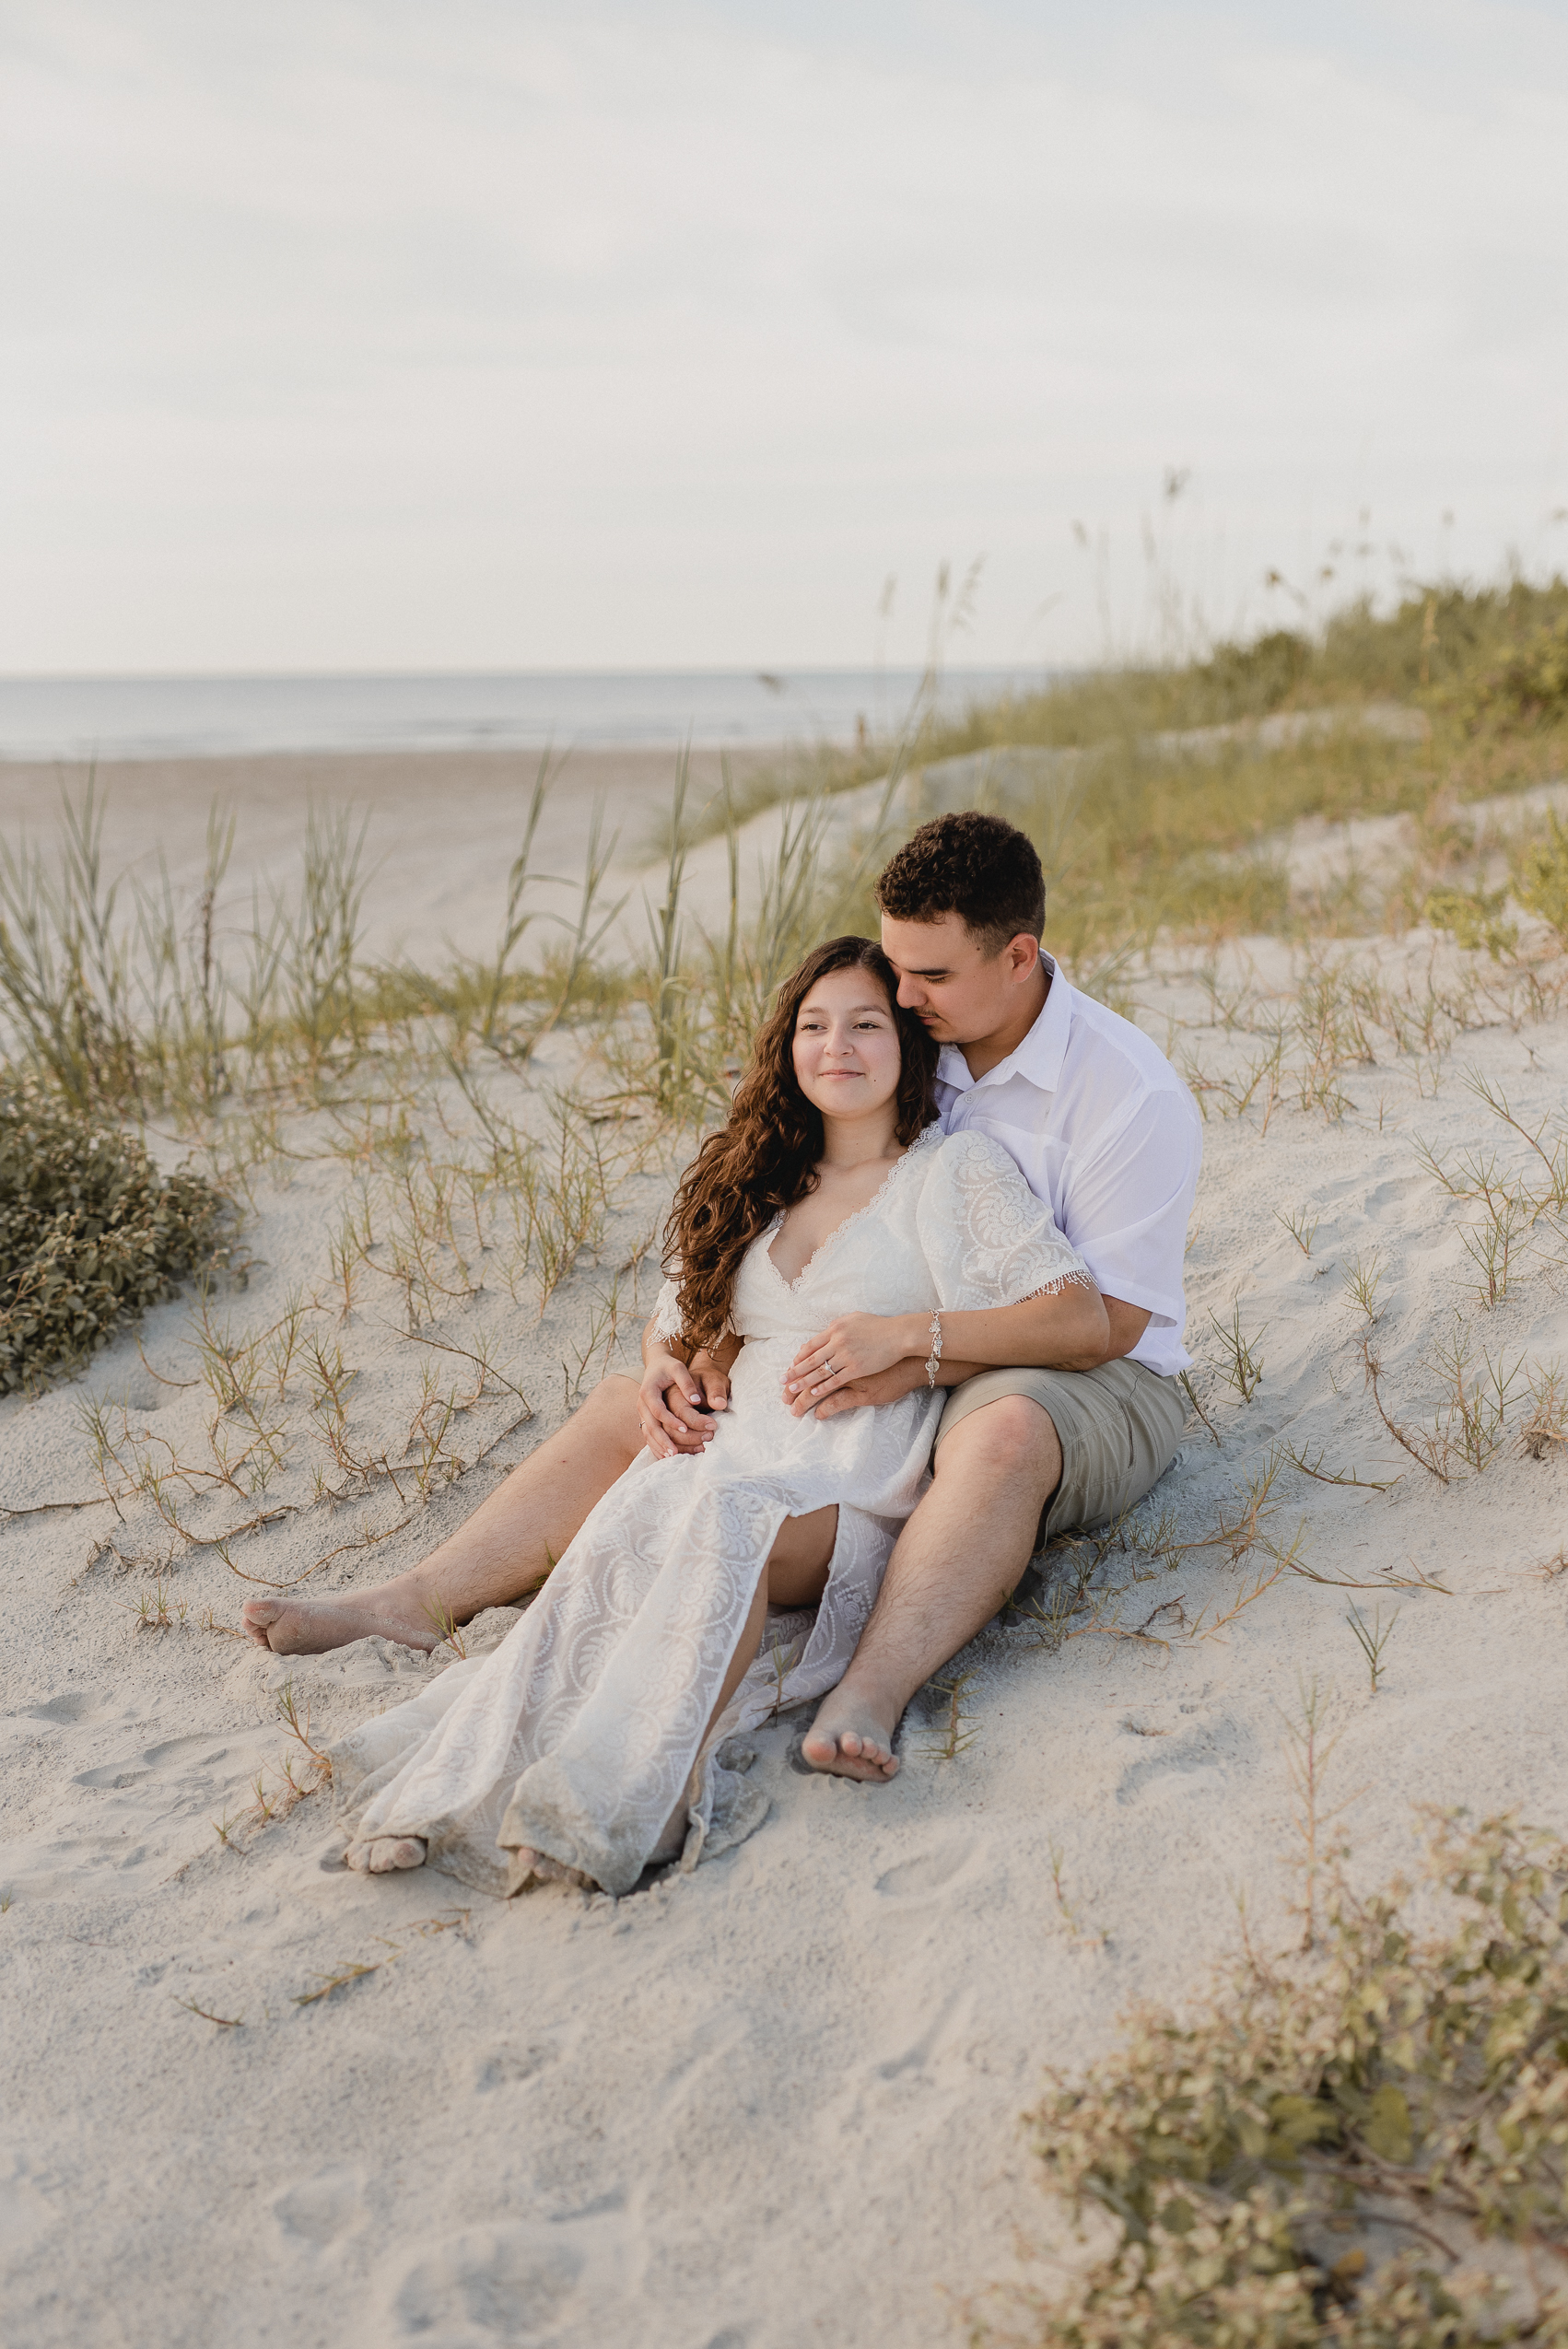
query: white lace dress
[{"left": 330, "top": 1125, "right": 1090, "bottom": 1896}]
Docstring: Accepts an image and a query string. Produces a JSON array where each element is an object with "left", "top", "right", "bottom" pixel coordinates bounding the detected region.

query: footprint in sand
[
  {"left": 473, "top": 2044, "right": 560, "bottom": 2092},
  {"left": 1117, "top": 1735, "right": 1228, "bottom": 1807},
  {"left": 74, "top": 1733, "right": 231, "bottom": 1790},
  {"left": 391, "top": 2205, "right": 639, "bottom": 2343},
  {"left": 873, "top": 1842, "right": 971, "bottom": 1899},
  {"left": 273, "top": 2166, "right": 366, "bottom": 2251},
  {"left": 21, "top": 1691, "right": 102, "bottom": 1725}
]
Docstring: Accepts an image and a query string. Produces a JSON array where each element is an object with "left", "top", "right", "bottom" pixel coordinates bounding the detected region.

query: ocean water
[{"left": 0, "top": 668, "right": 1040, "bottom": 762}]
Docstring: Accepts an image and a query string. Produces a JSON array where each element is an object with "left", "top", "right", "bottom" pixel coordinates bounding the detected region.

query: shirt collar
[{"left": 936, "top": 954, "right": 1071, "bottom": 1098}]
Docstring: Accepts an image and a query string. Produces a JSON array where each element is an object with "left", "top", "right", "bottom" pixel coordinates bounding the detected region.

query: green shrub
[
  {"left": 1513, "top": 811, "right": 1568, "bottom": 946},
  {"left": 0, "top": 1083, "right": 233, "bottom": 1391},
  {"left": 1450, "top": 617, "right": 1568, "bottom": 736},
  {"left": 1193, "top": 629, "right": 1313, "bottom": 719},
  {"left": 1422, "top": 885, "right": 1519, "bottom": 960},
  {"left": 1323, "top": 578, "right": 1568, "bottom": 705},
  {"left": 981, "top": 1816, "right": 1568, "bottom": 2348}
]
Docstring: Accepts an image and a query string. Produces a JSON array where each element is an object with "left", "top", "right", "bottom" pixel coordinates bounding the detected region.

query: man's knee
[
  {"left": 579, "top": 1373, "right": 641, "bottom": 1443},
  {"left": 937, "top": 1394, "right": 1060, "bottom": 1487}
]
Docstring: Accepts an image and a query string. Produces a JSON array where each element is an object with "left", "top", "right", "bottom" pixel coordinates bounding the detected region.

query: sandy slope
[{"left": 3, "top": 793, "right": 1568, "bottom": 2345}]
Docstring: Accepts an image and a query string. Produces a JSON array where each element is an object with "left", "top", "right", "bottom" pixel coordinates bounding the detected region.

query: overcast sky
[{"left": 4, "top": 0, "right": 1567, "bottom": 676}]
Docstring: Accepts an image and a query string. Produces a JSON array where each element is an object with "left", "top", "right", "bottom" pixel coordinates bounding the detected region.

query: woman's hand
[
  {"left": 783, "top": 1313, "right": 923, "bottom": 1414},
  {"left": 638, "top": 1350, "right": 728, "bottom": 1459}
]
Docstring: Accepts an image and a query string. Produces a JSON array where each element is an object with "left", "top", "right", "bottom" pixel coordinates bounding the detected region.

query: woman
[{"left": 333, "top": 936, "right": 1103, "bottom": 1896}]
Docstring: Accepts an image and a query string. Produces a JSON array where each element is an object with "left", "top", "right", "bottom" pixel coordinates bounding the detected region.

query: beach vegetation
[
  {"left": 973, "top": 1811, "right": 1568, "bottom": 2348},
  {"left": 0, "top": 1078, "right": 232, "bottom": 1390},
  {"left": 1343, "top": 1601, "right": 1398, "bottom": 1696}
]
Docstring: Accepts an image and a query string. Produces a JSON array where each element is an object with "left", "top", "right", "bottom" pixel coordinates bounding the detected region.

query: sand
[
  {"left": 0, "top": 744, "right": 780, "bottom": 974},
  {"left": 3, "top": 757, "right": 1568, "bottom": 2348}
]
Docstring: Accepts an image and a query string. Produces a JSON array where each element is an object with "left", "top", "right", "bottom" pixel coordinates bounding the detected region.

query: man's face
[{"left": 879, "top": 910, "right": 1038, "bottom": 1046}]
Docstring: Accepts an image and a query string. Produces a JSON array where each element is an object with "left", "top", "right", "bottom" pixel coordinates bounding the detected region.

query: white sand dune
[{"left": 3, "top": 765, "right": 1568, "bottom": 2347}]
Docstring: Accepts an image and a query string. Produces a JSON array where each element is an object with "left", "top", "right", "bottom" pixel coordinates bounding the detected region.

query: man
[{"left": 244, "top": 813, "right": 1199, "bottom": 1784}]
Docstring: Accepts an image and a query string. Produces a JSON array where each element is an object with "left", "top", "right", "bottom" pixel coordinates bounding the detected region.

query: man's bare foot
[
  {"left": 801, "top": 1689, "right": 901, "bottom": 1782},
  {"left": 345, "top": 1835, "right": 427, "bottom": 1872},
  {"left": 241, "top": 1586, "right": 439, "bottom": 1655}
]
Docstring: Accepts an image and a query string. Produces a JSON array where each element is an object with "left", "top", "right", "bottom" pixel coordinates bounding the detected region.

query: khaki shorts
[{"left": 934, "top": 1356, "right": 1188, "bottom": 1555}]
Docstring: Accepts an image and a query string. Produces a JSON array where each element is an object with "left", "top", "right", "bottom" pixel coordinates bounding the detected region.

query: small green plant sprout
[
  {"left": 765, "top": 1634, "right": 801, "bottom": 1718},
  {"left": 920, "top": 1670, "right": 977, "bottom": 1761},
  {"left": 212, "top": 1806, "right": 242, "bottom": 1851},
  {"left": 129, "top": 1577, "right": 185, "bottom": 1631},
  {"left": 1274, "top": 1203, "right": 1319, "bottom": 1256},
  {"left": 1341, "top": 1247, "right": 1383, "bottom": 1325},
  {"left": 276, "top": 1680, "right": 333, "bottom": 1780},
  {"left": 1344, "top": 1599, "right": 1399, "bottom": 1695},
  {"left": 422, "top": 1594, "right": 468, "bottom": 1658},
  {"left": 1279, "top": 1673, "right": 1352, "bottom": 1952},
  {"left": 1207, "top": 1297, "right": 1264, "bottom": 1402},
  {"left": 1519, "top": 1360, "right": 1567, "bottom": 1459}
]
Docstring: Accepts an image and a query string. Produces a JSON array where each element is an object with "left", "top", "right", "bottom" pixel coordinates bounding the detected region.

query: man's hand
[
  {"left": 784, "top": 1312, "right": 924, "bottom": 1413},
  {"left": 786, "top": 1352, "right": 930, "bottom": 1420},
  {"left": 638, "top": 1349, "right": 729, "bottom": 1458}
]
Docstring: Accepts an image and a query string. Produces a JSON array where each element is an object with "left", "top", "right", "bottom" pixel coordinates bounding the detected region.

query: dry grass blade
[
  {"left": 1283, "top": 1441, "right": 1399, "bottom": 1493},
  {"left": 919, "top": 1670, "right": 978, "bottom": 1760},
  {"left": 1360, "top": 1334, "right": 1452, "bottom": 1485},
  {"left": 173, "top": 1997, "right": 244, "bottom": 2027},
  {"left": 293, "top": 1911, "right": 470, "bottom": 2007},
  {"left": 276, "top": 1679, "right": 333, "bottom": 1774},
  {"left": 1176, "top": 1369, "right": 1223, "bottom": 1446}
]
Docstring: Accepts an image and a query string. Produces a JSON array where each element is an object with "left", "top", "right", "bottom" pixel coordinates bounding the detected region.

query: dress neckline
[{"left": 765, "top": 1121, "right": 942, "bottom": 1293}]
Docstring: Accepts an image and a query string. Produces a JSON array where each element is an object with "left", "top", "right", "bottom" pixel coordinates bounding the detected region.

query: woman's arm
[{"left": 783, "top": 1284, "right": 1109, "bottom": 1415}]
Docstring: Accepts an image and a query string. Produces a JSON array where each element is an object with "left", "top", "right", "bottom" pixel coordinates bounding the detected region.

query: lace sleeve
[
  {"left": 918, "top": 1131, "right": 1094, "bottom": 1311},
  {"left": 650, "top": 1278, "right": 685, "bottom": 1344}
]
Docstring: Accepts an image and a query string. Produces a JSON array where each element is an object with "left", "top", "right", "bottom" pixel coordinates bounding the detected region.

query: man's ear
[{"left": 1007, "top": 933, "right": 1041, "bottom": 979}]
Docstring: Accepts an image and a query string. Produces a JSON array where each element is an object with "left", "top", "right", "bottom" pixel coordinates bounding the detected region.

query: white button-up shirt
[{"left": 935, "top": 957, "right": 1201, "bottom": 1375}]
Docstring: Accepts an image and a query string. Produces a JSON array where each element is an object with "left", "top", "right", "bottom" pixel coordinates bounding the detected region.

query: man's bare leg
[
  {"left": 802, "top": 1397, "right": 1059, "bottom": 1782},
  {"left": 241, "top": 1375, "right": 645, "bottom": 1655}
]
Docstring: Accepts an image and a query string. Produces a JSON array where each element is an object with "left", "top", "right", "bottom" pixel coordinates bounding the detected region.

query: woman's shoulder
[{"left": 927, "top": 1125, "right": 1028, "bottom": 1188}]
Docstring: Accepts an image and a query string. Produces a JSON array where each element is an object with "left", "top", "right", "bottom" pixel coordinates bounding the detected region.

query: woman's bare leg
[{"left": 242, "top": 1375, "right": 645, "bottom": 1655}]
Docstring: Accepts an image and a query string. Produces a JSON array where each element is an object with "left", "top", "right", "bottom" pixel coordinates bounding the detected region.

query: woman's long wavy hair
[{"left": 662, "top": 935, "right": 939, "bottom": 1349}]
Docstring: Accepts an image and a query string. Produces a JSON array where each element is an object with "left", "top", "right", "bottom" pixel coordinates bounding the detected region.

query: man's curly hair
[{"left": 874, "top": 810, "right": 1046, "bottom": 954}]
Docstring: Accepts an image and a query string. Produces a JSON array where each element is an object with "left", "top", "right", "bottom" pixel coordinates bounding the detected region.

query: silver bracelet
[{"left": 925, "top": 1310, "right": 943, "bottom": 1389}]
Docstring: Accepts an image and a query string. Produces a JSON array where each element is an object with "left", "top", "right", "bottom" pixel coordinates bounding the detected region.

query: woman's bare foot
[
  {"left": 802, "top": 1685, "right": 901, "bottom": 1781},
  {"left": 241, "top": 1583, "right": 440, "bottom": 1655},
  {"left": 511, "top": 1846, "right": 596, "bottom": 1891},
  {"left": 345, "top": 1835, "right": 427, "bottom": 1872}
]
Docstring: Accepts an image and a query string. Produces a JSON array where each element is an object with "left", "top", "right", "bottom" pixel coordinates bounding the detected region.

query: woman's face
[{"left": 790, "top": 964, "right": 903, "bottom": 1127}]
